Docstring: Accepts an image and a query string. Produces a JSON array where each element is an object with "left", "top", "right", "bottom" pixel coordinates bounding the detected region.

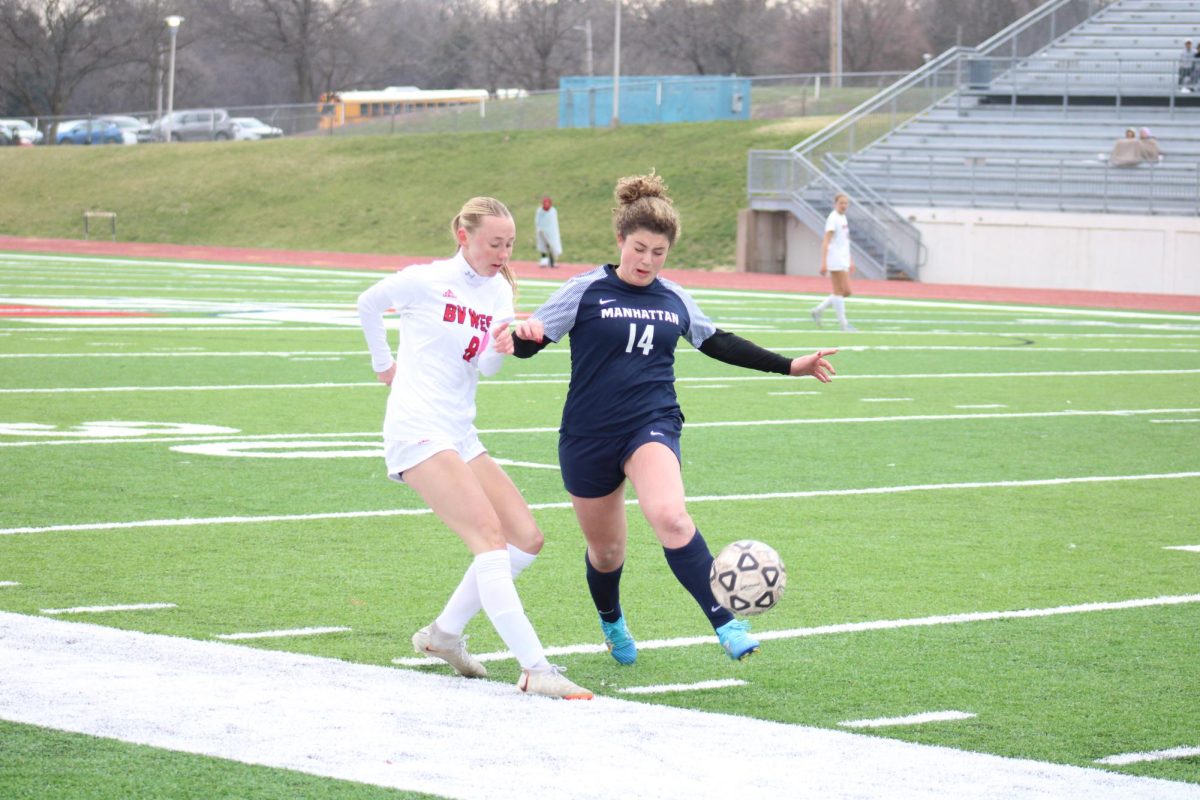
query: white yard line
[
  {"left": 3, "top": 407, "right": 1197, "bottom": 449},
  {"left": 2, "top": 368, "right": 1198, "bottom": 394},
  {"left": 840, "top": 711, "right": 978, "bottom": 729},
  {"left": 1096, "top": 747, "right": 1200, "bottom": 766},
  {"left": 1, "top": 612, "right": 1195, "bottom": 800},
  {"left": 214, "top": 626, "right": 351, "bottom": 641},
  {"left": 1165, "top": 546, "right": 1200, "bottom": 553},
  {"left": 395, "top": 593, "right": 1200, "bottom": 666},
  {"left": 41, "top": 602, "right": 177, "bottom": 615},
  {"left": 4, "top": 471, "right": 1199, "bottom": 537},
  {"left": 0, "top": 581, "right": 19, "bottom": 587},
  {"left": 617, "top": 679, "right": 747, "bottom": 695},
  {"left": 3, "top": 345, "right": 1200, "bottom": 358}
]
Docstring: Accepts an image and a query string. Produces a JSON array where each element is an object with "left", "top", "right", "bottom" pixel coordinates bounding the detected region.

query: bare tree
[
  {"left": 214, "top": 0, "right": 364, "bottom": 102},
  {"left": 628, "top": 0, "right": 778, "bottom": 76},
  {"left": 916, "top": 0, "right": 1042, "bottom": 53},
  {"left": 486, "top": 0, "right": 590, "bottom": 91},
  {"left": 0, "top": 0, "right": 154, "bottom": 117}
]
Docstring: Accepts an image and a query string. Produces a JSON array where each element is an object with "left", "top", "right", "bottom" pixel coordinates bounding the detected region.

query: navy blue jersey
[{"left": 533, "top": 264, "right": 717, "bottom": 437}]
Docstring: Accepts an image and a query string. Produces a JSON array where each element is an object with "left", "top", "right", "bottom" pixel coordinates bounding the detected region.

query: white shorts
[{"left": 385, "top": 432, "right": 486, "bottom": 483}]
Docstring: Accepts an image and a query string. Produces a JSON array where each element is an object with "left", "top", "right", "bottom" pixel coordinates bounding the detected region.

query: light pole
[
  {"left": 611, "top": 0, "right": 621, "bottom": 127},
  {"left": 164, "top": 15, "right": 184, "bottom": 142},
  {"left": 829, "top": 0, "right": 843, "bottom": 89},
  {"left": 573, "top": 19, "right": 593, "bottom": 77}
]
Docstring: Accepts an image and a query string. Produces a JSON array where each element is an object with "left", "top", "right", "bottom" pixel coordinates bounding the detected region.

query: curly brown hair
[{"left": 612, "top": 171, "right": 680, "bottom": 246}]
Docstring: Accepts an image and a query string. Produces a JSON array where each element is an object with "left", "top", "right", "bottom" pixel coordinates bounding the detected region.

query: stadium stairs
[{"left": 747, "top": 0, "right": 1200, "bottom": 281}]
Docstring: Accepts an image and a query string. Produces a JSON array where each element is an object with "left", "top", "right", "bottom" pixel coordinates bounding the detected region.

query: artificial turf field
[{"left": 0, "top": 249, "right": 1197, "bottom": 798}]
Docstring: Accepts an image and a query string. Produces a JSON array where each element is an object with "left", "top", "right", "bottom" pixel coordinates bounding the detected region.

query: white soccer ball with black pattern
[{"left": 709, "top": 539, "right": 787, "bottom": 616}]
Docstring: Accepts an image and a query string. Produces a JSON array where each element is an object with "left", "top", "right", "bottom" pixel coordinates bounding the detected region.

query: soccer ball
[{"left": 709, "top": 539, "right": 787, "bottom": 616}]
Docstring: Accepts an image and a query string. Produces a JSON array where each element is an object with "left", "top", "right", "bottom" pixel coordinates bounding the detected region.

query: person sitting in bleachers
[
  {"left": 1109, "top": 128, "right": 1142, "bottom": 167},
  {"left": 1180, "top": 41, "right": 1195, "bottom": 92},
  {"left": 1138, "top": 127, "right": 1162, "bottom": 163}
]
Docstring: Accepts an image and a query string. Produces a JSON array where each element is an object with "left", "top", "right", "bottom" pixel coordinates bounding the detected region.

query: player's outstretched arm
[
  {"left": 512, "top": 318, "right": 550, "bottom": 359},
  {"left": 789, "top": 349, "right": 838, "bottom": 382}
]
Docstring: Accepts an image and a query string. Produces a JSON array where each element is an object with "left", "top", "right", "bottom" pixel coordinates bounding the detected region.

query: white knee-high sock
[
  {"left": 832, "top": 295, "right": 848, "bottom": 326},
  {"left": 435, "top": 544, "right": 537, "bottom": 636},
  {"left": 814, "top": 294, "right": 835, "bottom": 312},
  {"left": 473, "top": 549, "right": 547, "bottom": 670}
]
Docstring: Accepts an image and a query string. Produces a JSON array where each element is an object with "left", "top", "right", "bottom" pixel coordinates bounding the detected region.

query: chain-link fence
[{"left": 1, "top": 71, "right": 910, "bottom": 147}]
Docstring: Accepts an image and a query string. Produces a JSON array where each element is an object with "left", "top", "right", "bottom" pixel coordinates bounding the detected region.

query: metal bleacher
[{"left": 748, "top": 0, "right": 1200, "bottom": 281}]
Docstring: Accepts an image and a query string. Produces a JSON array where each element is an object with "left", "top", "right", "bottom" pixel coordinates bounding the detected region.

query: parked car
[
  {"left": 56, "top": 118, "right": 133, "bottom": 145},
  {"left": 151, "top": 109, "right": 238, "bottom": 142},
  {"left": 0, "top": 119, "right": 44, "bottom": 145},
  {"left": 101, "top": 115, "right": 153, "bottom": 143},
  {"left": 231, "top": 117, "right": 283, "bottom": 140}
]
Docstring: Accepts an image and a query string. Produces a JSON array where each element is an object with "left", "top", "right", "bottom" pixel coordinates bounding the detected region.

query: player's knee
[
  {"left": 649, "top": 508, "right": 694, "bottom": 547},
  {"left": 512, "top": 525, "right": 544, "bottom": 555},
  {"left": 587, "top": 537, "right": 625, "bottom": 570}
]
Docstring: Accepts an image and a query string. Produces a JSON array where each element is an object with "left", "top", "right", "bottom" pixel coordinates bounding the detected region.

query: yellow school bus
[{"left": 318, "top": 86, "right": 490, "bottom": 129}]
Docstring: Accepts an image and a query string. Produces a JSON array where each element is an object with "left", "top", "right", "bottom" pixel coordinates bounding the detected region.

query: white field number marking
[{"left": 0, "top": 422, "right": 239, "bottom": 438}]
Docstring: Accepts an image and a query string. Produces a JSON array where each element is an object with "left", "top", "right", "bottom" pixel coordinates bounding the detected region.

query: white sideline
[{"left": 1, "top": 612, "right": 1196, "bottom": 800}]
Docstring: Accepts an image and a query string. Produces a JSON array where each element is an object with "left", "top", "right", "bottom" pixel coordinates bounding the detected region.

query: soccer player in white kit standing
[
  {"left": 810, "top": 193, "right": 857, "bottom": 332},
  {"left": 357, "top": 196, "right": 592, "bottom": 699}
]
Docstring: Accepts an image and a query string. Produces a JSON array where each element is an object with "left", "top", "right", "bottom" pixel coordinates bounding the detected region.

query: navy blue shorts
[{"left": 559, "top": 416, "right": 683, "bottom": 498}]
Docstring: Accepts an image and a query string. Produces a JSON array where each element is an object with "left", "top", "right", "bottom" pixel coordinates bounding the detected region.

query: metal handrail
[{"left": 749, "top": 0, "right": 1127, "bottom": 280}]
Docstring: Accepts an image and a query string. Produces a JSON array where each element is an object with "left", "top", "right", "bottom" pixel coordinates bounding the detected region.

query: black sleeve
[
  {"left": 697, "top": 329, "right": 792, "bottom": 375},
  {"left": 512, "top": 334, "right": 552, "bottom": 359}
]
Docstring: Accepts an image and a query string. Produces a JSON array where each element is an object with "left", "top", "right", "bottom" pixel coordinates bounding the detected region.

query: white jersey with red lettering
[{"left": 357, "top": 251, "right": 513, "bottom": 444}]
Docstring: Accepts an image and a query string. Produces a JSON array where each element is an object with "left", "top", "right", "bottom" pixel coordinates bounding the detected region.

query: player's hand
[
  {"left": 514, "top": 318, "right": 544, "bottom": 344},
  {"left": 790, "top": 349, "right": 838, "bottom": 382},
  {"left": 375, "top": 363, "right": 396, "bottom": 386},
  {"left": 820, "top": 265, "right": 828, "bottom": 276},
  {"left": 490, "top": 321, "right": 514, "bottom": 355}
]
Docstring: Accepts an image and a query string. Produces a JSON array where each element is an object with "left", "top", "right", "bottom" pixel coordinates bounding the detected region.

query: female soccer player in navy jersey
[
  {"left": 511, "top": 173, "right": 838, "bottom": 664},
  {"left": 357, "top": 197, "right": 591, "bottom": 699}
]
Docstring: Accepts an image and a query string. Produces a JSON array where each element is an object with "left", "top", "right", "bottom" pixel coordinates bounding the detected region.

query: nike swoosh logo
[
  {"left": 599, "top": 299, "right": 616, "bottom": 305},
  {"left": 650, "top": 431, "right": 663, "bottom": 437},
  {"left": 710, "top": 604, "right": 723, "bottom": 613}
]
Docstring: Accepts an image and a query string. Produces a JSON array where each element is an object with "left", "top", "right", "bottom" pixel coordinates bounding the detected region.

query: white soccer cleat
[
  {"left": 411, "top": 624, "right": 487, "bottom": 678},
  {"left": 516, "top": 664, "right": 594, "bottom": 700}
]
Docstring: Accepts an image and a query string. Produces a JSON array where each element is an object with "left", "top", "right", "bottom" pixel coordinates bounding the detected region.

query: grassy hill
[{"left": 0, "top": 118, "right": 830, "bottom": 270}]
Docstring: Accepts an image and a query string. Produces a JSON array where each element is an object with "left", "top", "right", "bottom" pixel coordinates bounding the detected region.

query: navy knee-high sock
[
  {"left": 586, "top": 551, "right": 624, "bottom": 623},
  {"left": 663, "top": 529, "right": 734, "bottom": 629}
]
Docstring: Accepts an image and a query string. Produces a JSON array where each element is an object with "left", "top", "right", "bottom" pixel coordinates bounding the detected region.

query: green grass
[
  {"left": 0, "top": 118, "right": 825, "bottom": 271},
  {"left": 0, "top": 720, "right": 434, "bottom": 800},
  {"left": 1, "top": 253, "right": 1199, "bottom": 796}
]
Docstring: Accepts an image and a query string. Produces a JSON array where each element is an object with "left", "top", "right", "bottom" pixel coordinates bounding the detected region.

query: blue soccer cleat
[
  {"left": 600, "top": 615, "right": 638, "bottom": 665},
  {"left": 716, "top": 618, "right": 760, "bottom": 661}
]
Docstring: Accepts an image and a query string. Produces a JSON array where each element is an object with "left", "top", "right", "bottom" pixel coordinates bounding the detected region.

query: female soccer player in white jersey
[
  {"left": 357, "top": 197, "right": 591, "bottom": 699},
  {"left": 810, "top": 192, "right": 857, "bottom": 332},
  {"left": 510, "top": 174, "right": 838, "bottom": 665}
]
